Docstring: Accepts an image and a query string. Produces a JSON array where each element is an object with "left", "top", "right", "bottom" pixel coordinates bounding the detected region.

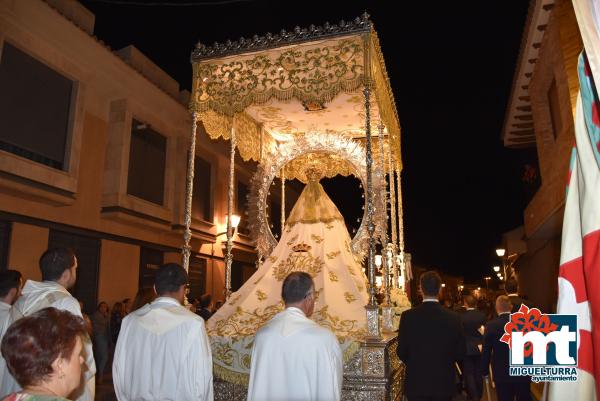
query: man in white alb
[
  {"left": 113, "top": 263, "right": 213, "bottom": 401},
  {"left": 0, "top": 248, "right": 96, "bottom": 401},
  {"left": 247, "top": 271, "right": 343, "bottom": 401},
  {"left": 0, "top": 269, "right": 22, "bottom": 396}
]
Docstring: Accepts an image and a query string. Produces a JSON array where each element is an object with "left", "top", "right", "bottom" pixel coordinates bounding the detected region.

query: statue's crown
[
  {"left": 304, "top": 165, "right": 322, "bottom": 182},
  {"left": 292, "top": 242, "right": 312, "bottom": 253}
]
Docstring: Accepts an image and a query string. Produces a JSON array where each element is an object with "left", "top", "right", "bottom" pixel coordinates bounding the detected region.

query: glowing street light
[
  {"left": 496, "top": 248, "right": 506, "bottom": 257},
  {"left": 441, "top": 283, "right": 446, "bottom": 288},
  {"left": 493, "top": 265, "right": 500, "bottom": 273},
  {"left": 218, "top": 214, "right": 242, "bottom": 237},
  {"left": 229, "top": 214, "right": 241, "bottom": 229},
  {"left": 375, "top": 255, "right": 383, "bottom": 270}
]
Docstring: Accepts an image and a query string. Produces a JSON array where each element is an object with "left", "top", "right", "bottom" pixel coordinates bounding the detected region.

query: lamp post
[
  {"left": 484, "top": 276, "right": 491, "bottom": 291},
  {"left": 217, "top": 214, "right": 241, "bottom": 237},
  {"left": 374, "top": 254, "right": 383, "bottom": 295},
  {"left": 496, "top": 248, "right": 507, "bottom": 282},
  {"left": 496, "top": 248, "right": 519, "bottom": 282},
  {"left": 375, "top": 254, "right": 383, "bottom": 271},
  {"left": 218, "top": 214, "right": 241, "bottom": 299}
]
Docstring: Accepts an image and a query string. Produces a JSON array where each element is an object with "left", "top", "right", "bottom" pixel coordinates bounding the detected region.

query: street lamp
[
  {"left": 375, "top": 255, "right": 383, "bottom": 271},
  {"left": 493, "top": 265, "right": 500, "bottom": 273},
  {"left": 496, "top": 247, "right": 519, "bottom": 282},
  {"left": 229, "top": 214, "right": 241, "bottom": 230},
  {"left": 484, "top": 276, "right": 491, "bottom": 291},
  {"left": 217, "top": 214, "right": 241, "bottom": 237},
  {"left": 441, "top": 283, "right": 446, "bottom": 288}
]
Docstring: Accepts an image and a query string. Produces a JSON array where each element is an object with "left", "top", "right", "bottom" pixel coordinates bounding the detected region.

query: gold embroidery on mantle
[
  {"left": 228, "top": 294, "right": 241, "bottom": 306},
  {"left": 326, "top": 250, "right": 341, "bottom": 259},
  {"left": 212, "top": 341, "right": 237, "bottom": 367},
  {"left": 328, "top": 271, "right": 339, "bottom": 282},
  {"left": 311, "top": 234, "right": 324, "bottom": 244},
  {"left": 344, "top": 292, "right": 357, "bottom": 303},
  {"left": 256, "top": 289, "right": 267, "bottom": 301},
  {"left": 313, "top": 305, "right": 365, "bottom": 340},
  {"left": 272, "top": 252, "right": 324, "bottom": 281},
  {"left": 210, "top": 302, "right": 285, "bottom": 339},
  {"left": 286, "top": 235, "right": 299, "bottom": 246}
]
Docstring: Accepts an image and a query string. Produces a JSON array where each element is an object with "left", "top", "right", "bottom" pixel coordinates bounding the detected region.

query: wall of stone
[
  {"left": 515, "top": 237, "right": 560, "bottom": 313},
  {"left": 526, "top": 0, "right": 582, "bottom": 239},
  {"left": 7, "top": 223, "right": 48, "bottom": 281},
  {"left": 98, "top": 240, "right": 140, "bottom": 308},
  {"left": 0, "top": 0, "right": 255, "bottom": 304},
  {"left": 518, "top": 0, "right": 582, "bottom": 312}
]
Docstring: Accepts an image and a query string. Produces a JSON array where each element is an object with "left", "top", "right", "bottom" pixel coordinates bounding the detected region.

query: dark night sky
[{"left": 80, "top": 0, "right": 533, "bottom": 283}]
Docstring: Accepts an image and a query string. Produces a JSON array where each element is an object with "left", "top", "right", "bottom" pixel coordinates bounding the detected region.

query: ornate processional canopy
[{"left": 189, "top": 13, "right": 402, "bottom": 180}]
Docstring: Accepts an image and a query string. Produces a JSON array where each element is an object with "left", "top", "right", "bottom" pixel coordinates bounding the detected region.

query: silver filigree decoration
[
  {"left": 247, "top": 132, "right": 384, "bottom": 260},
  {"left": 192, "top": 13, "right": 372, "bottom": 61}
]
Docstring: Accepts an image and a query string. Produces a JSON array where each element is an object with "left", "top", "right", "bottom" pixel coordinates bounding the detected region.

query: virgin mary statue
[{"left": 207, "top": 165, "right": 369, "bottom": 384}]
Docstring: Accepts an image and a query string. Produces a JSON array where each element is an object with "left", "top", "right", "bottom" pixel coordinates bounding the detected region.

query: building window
[
  {"left": 192, "top": 157, "right": 213, "bottom": 222},
  {"left": 48, "top": 230, "right": 100, "bottom": 315},
  {"left": 231, "top": 260, "right": 256, "bottom": 291},
  {"left": 0, "top": 43, "right": 73, "bottom": 170},
  {"left": 127, "top": 120, "right": 166, "bottom": 205},
  {"left": 547, "top": 78, "right": 561, "bottom": 141},
  {"left": 237, "top": 181, "right": 250, "bottom": 235},
  {"left": 188, "top": 257, "right": 207, "bottom": 301},
  {"left": 139, "top": 247, "right": 164, "bottom": 290},
  {"left": 0, "top": 221, "right": 11, "bottom": 271}
]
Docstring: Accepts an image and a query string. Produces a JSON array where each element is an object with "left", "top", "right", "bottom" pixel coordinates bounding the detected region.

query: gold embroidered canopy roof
[{"left": 190, "top": 13, "right": 402, "bottom": 179}]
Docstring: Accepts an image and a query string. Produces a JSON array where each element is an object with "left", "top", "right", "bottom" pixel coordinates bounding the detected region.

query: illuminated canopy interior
[{"left": 189, "top": 13, "right": 402, "bottom": 180}]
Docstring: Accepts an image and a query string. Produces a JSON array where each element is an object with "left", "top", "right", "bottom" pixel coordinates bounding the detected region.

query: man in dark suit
[
  {"left": 397, "top": 271, "right": 466, "bottom": 401},
  {"left": 505, "top": 279, "right": 537, "bottom": 313},
  {"left": 460, "top": 295, "right": 487, "bottom": 401},
  {"left": 481, "top": 295, "right": 531, "bottom": 401},
  {"left": 197, "top": 293, "right": 213, "bottom": 321}
]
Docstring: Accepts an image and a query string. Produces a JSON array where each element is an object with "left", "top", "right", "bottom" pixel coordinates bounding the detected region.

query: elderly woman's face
[{"left": 59, "top": 336, "right": 84, "bottom": 396}]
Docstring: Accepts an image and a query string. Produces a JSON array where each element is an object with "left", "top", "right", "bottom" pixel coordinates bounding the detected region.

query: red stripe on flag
[
  {"left": 583, "top": 229, "right": 600, "bottom": 391},
  {"left": 559, "top": 257, "right": 588, "bottom": 304},
  {"left": 579, "top": 328, "right": 595, "bottom": 375}
]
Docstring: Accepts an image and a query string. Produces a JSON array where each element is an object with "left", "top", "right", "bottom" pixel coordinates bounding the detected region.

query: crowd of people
[
  {"left": 0, "top": 247, "right": 537, "bottom": 401},
  {"left": 0, "top": 247, "right": 231, "bottom": 401},
  {"left": 398, "top": 271, "right": 536, "bottom": 401}
]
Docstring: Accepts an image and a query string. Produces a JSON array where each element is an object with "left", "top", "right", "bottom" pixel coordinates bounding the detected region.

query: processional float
[{"left": 182, "top": 13, "right": 411, "bottom": 400}]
